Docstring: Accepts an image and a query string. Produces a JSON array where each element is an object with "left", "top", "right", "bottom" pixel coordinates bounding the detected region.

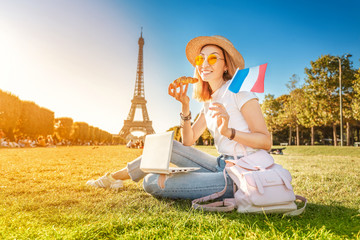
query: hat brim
[{"left": 185, "top": 36, "right": 245, "bottom": 69}]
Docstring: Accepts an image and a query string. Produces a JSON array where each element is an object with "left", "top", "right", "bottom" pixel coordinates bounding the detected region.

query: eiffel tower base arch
[{"left": 119, "top": 120, "right": 155, "bottom": 141}]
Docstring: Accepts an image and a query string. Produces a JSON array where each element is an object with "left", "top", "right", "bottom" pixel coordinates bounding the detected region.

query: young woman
[{"left": 87, "top": 35, "right": 271, "bottom": 199}]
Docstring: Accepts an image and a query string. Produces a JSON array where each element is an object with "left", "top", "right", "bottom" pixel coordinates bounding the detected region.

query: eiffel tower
[{"left": 119, "top": 30, "right": 155, "bottom": 140}]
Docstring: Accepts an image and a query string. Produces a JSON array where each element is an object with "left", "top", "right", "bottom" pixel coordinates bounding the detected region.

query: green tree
[
  {"left": 352, "top": 68, "right": 360, "bottom": 121},
  {"left": 71, "top": 122, "right": 89, "bottom": 143},
  {"left": 261, "top": 94, "right": 281, "bottom": 145},
  {"left": 275, "top": 94, "right": 292, "bottom": 144},
  {"left": 304, "top": 55, "right": 355, "bottom": 146},
  {"left": 330, "top": 57, "right": 357, "bottom": 146},
  {"left": 94, "top": 127, "right": 100, "bottom": 143},
  {"left": 352, "top": 68, "right": 360, "bottom": 143},
  {"left": 17, "top": 101, "right": 54, "bottom": 138},
  {"left": 55, "top": 117, "right": 73, "bottom": 140},
  {"left": 40, "top": 107, "right": 54, "bottom": 137},
  {"left": 201, "top": 128, "right": 213, "bottom": 145},
  {"left": 0, "top": 90, "right": 22, "bottom": 140},
  {"left": 88, "top": 126, "right": 95, "bottom": 142},
  {"left": 280, "top": 74, "right": 304, "bottom": 145},
  {"left": 168, "top": 126, "right": 182, "bottom": 142},
  {"left": 296, "top": 87, "right": 321, "bottom": 145},
  {"left": 78, "top": 122, "right": 89, "bottom": 142}
]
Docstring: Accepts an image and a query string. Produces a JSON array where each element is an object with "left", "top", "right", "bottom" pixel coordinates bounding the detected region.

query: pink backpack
[{"left": 192, "top": 147, "right": 307, "bottom": 215}]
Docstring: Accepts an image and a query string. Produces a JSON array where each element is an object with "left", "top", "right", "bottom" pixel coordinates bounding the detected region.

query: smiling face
[{"left": 196, "top": 45, "right": 227, "bottom": 84}]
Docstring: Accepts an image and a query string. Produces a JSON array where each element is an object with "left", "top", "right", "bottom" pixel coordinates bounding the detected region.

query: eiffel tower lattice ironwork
[{"left": 119, "top": 31, "right": 155, "bottom": 139}]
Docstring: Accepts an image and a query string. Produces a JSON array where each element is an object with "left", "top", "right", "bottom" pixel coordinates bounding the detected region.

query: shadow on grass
[{"left": 156, "top": 198, "right": 360, "bottom": 239}]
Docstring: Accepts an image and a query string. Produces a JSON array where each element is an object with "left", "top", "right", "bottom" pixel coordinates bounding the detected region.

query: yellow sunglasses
[{"left": 195, "top": 54, "right": 224, "bottom": 66}]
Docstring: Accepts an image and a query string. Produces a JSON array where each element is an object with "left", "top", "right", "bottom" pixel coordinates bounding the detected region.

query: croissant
[{"left": 172, "top": 76, "right": 198, "bottom": 87}]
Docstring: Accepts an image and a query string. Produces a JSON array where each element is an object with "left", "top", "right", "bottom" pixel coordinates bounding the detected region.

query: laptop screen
[{"left": 140, "top": 131, "right": 174, "bottom": 173}]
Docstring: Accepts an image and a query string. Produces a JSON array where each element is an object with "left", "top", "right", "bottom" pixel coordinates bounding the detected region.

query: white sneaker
[{"left": 86, "top": 172, "right": 123, "bottom": 190}]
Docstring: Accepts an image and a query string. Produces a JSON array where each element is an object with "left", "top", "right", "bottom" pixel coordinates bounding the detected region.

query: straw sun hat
[{"left": 185, "top": 35, "right": 245, "bottom": 70}]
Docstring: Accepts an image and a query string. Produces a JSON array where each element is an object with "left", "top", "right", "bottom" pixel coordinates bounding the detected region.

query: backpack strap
[
  {"left": 274, "top": 168, "right": 293, "bottom": 190},
  {"left": 192, "top": 168, "right": 235, "bottom": 212},
  {"left": 252, "top": 171, "right": 265, "bottom": 194},
  {"left": 225, "top": 143, "right": 260, "bottom": 170},
  {"left": 226, "top": 159, "right": 259, "bottom": 171},
  {"left": 235, "top": 142, "right": 248, "bottom": 157},
  {"left": 283, "top": 195, "right": 307, "bottom": 216},
  {"left": 192, "top": 144, "right": 246, "bottom": 212}
]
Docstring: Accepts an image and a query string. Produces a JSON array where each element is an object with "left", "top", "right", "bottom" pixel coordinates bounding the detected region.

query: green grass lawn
[{"left": 1, "top": 145, "right": 359, "bottom": 239}]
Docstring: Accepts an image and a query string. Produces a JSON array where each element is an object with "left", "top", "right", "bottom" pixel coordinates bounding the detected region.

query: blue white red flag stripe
[{"left": 228, "top": 63, "right": 267, "bottom": 93}]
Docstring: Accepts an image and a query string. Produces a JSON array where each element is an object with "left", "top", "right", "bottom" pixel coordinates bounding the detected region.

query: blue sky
[{"left": 1, "top": 0, "right": 359, "bottom": 134}]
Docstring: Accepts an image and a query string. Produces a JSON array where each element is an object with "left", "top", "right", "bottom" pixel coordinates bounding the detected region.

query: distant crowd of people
[
  {"left": 126, "top": 139, "right": 144, "bottom": 149},
  {"left": 0, "top": 131, "right": 57, "bottom": 148}
]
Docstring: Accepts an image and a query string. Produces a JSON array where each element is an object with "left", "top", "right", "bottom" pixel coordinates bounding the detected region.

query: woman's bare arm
[
  {"left": 181, "top": 113, "right": 207, "bottom": 146},
  {"left": 233, "top": 99, "right": 272, "bottom": 150}
]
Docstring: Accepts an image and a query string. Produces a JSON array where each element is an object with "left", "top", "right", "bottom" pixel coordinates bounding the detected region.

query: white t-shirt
[{"left": 201, "top": 81, "right": 258, "bottom": 156}]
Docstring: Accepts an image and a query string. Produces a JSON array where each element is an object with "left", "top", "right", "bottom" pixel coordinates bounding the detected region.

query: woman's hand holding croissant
[{"left": 168, "top": 77, "right": 198, "bottom": 105}]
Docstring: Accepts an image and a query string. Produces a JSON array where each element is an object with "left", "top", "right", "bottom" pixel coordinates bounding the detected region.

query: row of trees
[
  {"left": 0, "top": 89, "right": 124, "bottom": 144},
  {"left": 262, "top": 55, "right": 360, "bottom": 146},
  {"left": 0, "top": 90, "right": 53, "bottom": 141},
  {"left": 55, "top": 118, "right": 114, "bottom": 144},
  {"left": 168, "top": 54, "right": 360, "bottom": 146}
]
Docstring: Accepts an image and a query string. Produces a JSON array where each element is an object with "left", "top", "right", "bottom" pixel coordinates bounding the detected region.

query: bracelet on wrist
[
  {"left": 228, "top": 128, "right": 236, "bottom": 140},
  {"left": 180, "top": 111, "right": 191, "bottom": 121}
]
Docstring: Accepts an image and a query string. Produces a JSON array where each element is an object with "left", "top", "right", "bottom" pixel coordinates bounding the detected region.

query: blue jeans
[{"left": 127, "top": 140, "right": 235, "bottom": 200}]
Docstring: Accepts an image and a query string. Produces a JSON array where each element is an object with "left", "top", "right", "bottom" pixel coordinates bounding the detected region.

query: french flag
[{"left": 228, "top": 63, "right": 268, "bottom": 93}]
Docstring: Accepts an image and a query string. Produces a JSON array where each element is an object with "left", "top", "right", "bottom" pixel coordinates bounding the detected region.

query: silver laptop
[{"left": 140, "top": 131, "right": 200, "bottom": 174}]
